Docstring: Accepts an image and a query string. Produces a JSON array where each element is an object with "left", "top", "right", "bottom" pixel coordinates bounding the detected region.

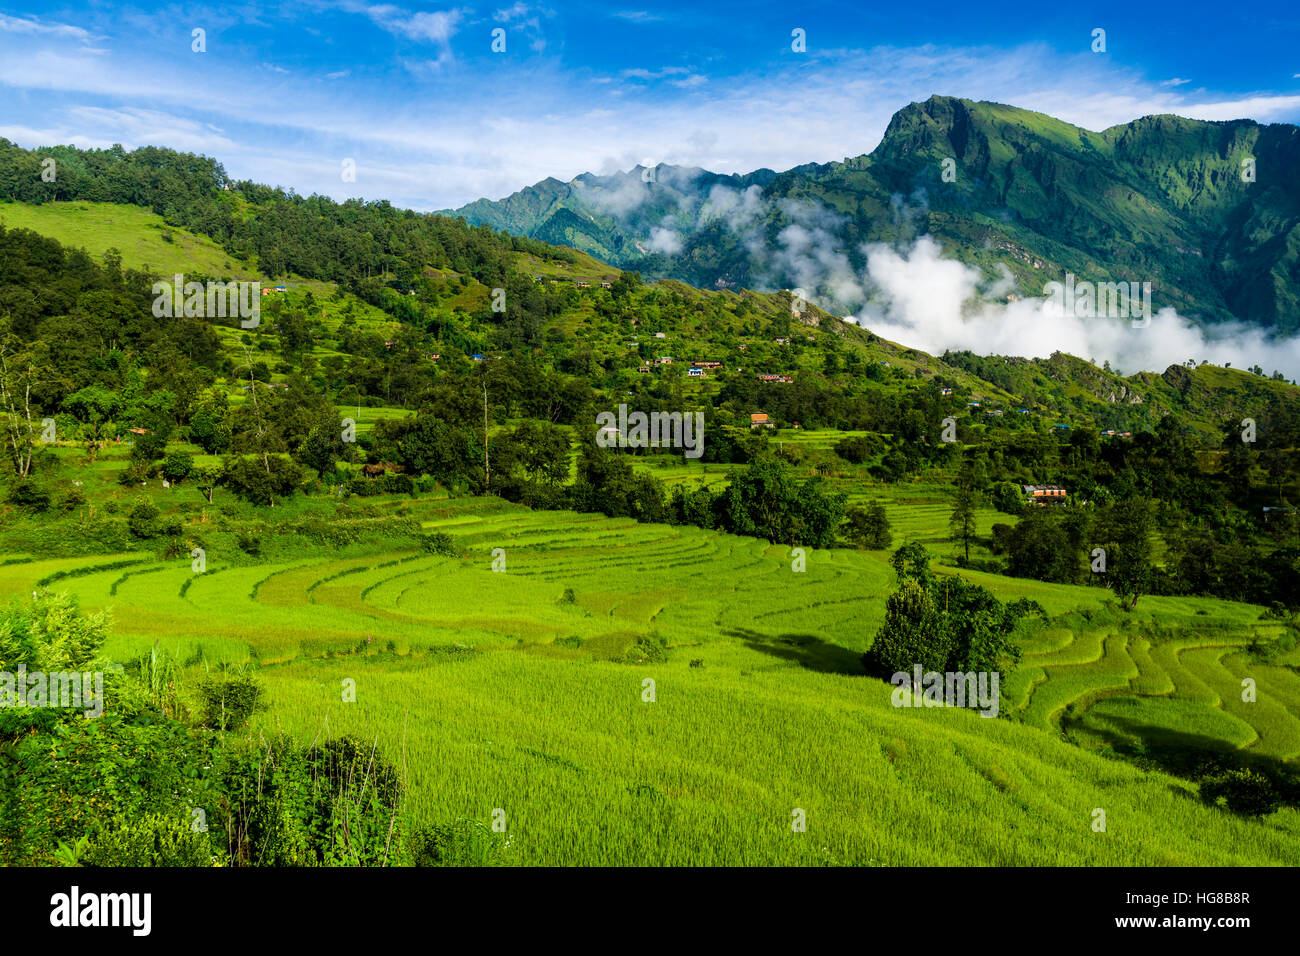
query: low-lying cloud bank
[
  {"left": 840, "top": 237, "right": 1300, "bottom": 381},
  {"left": 673, "top": 179, "right": 1300, "bottom": 379}
]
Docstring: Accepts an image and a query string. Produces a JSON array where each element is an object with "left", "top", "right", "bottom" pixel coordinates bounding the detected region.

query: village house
[
  {"left": 757, "top": 374, "right": 793, "bottom": 383},
  {"left": 750, "top": 413, "right": 775, "bottom": 429},
  {"left": 1022, "top": 485, "right": 1067, "bottom": 506},
  {"left": 687, "top": 367, "right": 704, "bottom": 378},
  {"left": 692, "top": 361, "right": 723, "bottom": 369},
  {"left": 654, "top": 331, "right": 667, "bottom": 339},
  {"left": 940, "top": 387, "right": 953, "bottom": 395},
  {"left": 655, "top": 356, "right": 674, "bottom": 366}
]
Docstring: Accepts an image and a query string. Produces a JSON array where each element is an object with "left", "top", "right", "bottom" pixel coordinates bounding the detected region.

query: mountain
[
  {"left": 447, "top": 96, "right": 1300, "bottom": 333},
  {"left": 442, "top": 164, "right": 777, "bottom": 267}
]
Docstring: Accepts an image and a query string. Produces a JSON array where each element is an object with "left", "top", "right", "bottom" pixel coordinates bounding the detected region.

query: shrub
[
  {"left": 420, "top": 531, "right": 458, "bottom": 557},
  {"left": 991, "top": 481, "right": 1024, "bottom": 515},
  {"left": 408, "top": 819, "right": 504, "bottom": 866},
  {"left": 1200, "top": 769, "right": 1281, "bottom": 816},
  {"left": 834, "top": 435, "right": 871, "bottom": 464},
  {"left": 127, "top": 502, "right": 161, "bottom": 539},
  {"left": 194, "top": 671, "right": 265, "bottom": 731},
  {"left": 117, "top": 461, "right": 150, "bottom": 486},
  {"left": 844, "top": 502, "right": 892, "bottom": 549},
  {"left": 163, "top": 450, "right": 195, "bottom": 483},
  {"left": 623, "top": 633, "right": 667, "bottom": 664},
  {"left": 6, "top": 480, "right": 51, "bottom": 512},
  {"left": 59, "top": 487, "right": 86, "bottom": 512},
  {"left": 82, "top": 813, "right": 221, "bottom": 866}
]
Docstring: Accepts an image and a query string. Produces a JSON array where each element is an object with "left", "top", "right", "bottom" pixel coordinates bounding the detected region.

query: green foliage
[
  {"left": 6, "top": 479, "right": 51, "bottom": 512},
  {"left": 194, "top": 670, "right": 265, "bottom": 731},
  {"left": 82, "top": 812, "right": 221, "bottom": 866},
  {"left": 714, "top": 455, "right": 846, "bottom": 547},
  {"left": 421, "top": 532, "right": 459, "bottom": 557},
  {"left": 1200, "top": 769, "right": 1281, "bottom": 817},
  {"left": 865, "top": 547, "right": 1040, "bottom": 679},
  {"left": 221, "top": 455, "right": 305, "bottom": 506},
  {"left": 834, "top": 435, "right": 871, "bottom": 464},
  {"left": 0, "top": 590, "right": 108, "bottom": 671},
  {"left": 127, "top": 502, "right": 161, "bottom": 539},
  {"left": 844, "top": 501, "right": 892, "bottom": 549},
  {"left": 162, "top": 450, "right": 194, "bottom": 483},
  {"left": 408, "top": 819, "right": 506, "bottom": 866}
]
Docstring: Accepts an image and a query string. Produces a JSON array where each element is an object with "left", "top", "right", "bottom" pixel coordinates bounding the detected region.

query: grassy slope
[
  {"left": 0, "top": 199, "right": 334, "bottom": 294},
  {"left": 4, "top": 200, "right": 1298, "bottom": 865},
  {"left": 0, "top": 486, "right": 1296, "bottom": 865}
]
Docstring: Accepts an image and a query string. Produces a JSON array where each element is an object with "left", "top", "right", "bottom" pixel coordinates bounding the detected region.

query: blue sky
[{"left": 1, "top": 1, "right": 1298, "bottom": 210}]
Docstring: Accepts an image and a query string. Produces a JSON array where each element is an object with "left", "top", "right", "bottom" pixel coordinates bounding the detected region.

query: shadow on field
[
  {"left": 1072, "top": 713, "right": 1300, "bottom": 804},
  {"left": 728, "top": 628, "right": 865, "bottom": 675}
]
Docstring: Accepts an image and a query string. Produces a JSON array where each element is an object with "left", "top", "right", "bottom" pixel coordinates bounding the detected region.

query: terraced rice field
[{"left": 2, "top": 496, "right": 1297, "bottom": 865}]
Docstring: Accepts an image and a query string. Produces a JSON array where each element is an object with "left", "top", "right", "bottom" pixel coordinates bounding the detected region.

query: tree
[
  {"left": 193, "top": 464, "right": 222, "bottom": 504},
  {"left": 890, "top": 541, "right": 933, "bottom": 588},
  {"left": 64, "top": 385, "right": 120, "bottom": 463},
  {"left": 715, "top": 455, "right": 845, "bottom": 547},
  {"left": 221, "top": 455, "right": 304, "bottom": 507},
  {"left": 0, "top": 329, "right": 44, "bottom": 477},
  {"left": 946, "top": 481, "right": 977, "bottom": 564},
  {"left": 1006, "top": 510, "right": 1076, "bottom": 583},
  {"left": 862, "top": 579, "right": 947, "bottom": 676},
  {"left": 844, "top": 502, "right": 892, "bottom": 549},
  {"left": 864, "top": 547, "right": 1041, "bottom": 680},
  {"left": 1097, "top": 500, "right": 1154, "bottom": 610},
  {"left": 834, "top": 435, "right": 871, "bottom": 464},
  {"left": 162, "top": 450, "right": 194, "bottom": 484},
  {"left": 295, "top": 414, "right": 351, "bottom": 478}
]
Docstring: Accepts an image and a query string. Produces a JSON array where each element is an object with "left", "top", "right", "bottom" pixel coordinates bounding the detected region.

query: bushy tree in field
[
  {"left": 162, "top": 449, "right": 194, "bottom": 483},
  {"left": 864, "top": 546, "right": 1042, "bottom": 679},
  {"left": 668, "top": 483, "right": 716, "bottom": 529},
  {"left": 1095, "top": 499, "right": 1155, "bottom": 610},
  {"left": 890, "top": 541, "right": 933, "bottom": 587},
  {"left": 834, "top": 435, "right": 871, "bottom": 464},
  {"left": 127, "top": 501, "right": 161, "bottom": 538},
  {"left": 0, "top": 590, "right": 108, "bottom": 672},
  {"left": 714, "top": 454, "right": 846, "bottom": 547},
  {"left": 1200, "top": 769, "right": 1281, "bottom": 817},
  {"left": 864, "top": 578, "right": 948, "bottom": 675},
  {"left": 844, "top": 501, "right": 892, "bottom": 549},
  {"left": 220, "top": 454, "right": 305, "bottom": 506},
  {"left": 1006, "top": 509, "right": 1076, "bottom": 582},
  {"left": 194, "top": 669, "right": 264, "bottom": 731}
]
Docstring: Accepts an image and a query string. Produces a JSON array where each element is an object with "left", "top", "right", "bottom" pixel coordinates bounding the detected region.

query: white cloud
[
  {"left": 848, "top": 236, "right": 1300, "bottom": 378},
  {"left": 0, "top": 13, "right": 97, "bottom": 42},
  {"left": 648, "top": 225, "right": 683, "bottom": 254}
]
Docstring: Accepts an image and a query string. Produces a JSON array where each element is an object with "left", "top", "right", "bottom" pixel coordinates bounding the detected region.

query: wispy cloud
[{"left": 0, "top": 12, "right": 98, "bottom": 42}]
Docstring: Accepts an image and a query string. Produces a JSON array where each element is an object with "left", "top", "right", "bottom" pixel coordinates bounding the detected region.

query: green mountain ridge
[{"left": 449, "top": 95, "right": 1300, "bottom": 332}]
